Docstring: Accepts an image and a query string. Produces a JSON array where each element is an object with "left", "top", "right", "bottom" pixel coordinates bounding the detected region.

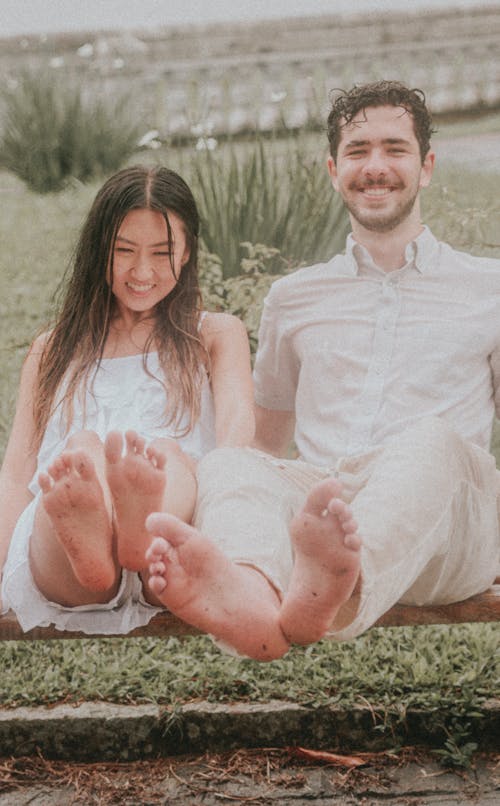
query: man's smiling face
[{"left": 327, "top": 104, "right": 434, "bottom": 234}]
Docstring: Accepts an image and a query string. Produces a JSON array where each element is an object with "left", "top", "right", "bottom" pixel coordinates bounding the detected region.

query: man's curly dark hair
[{"left": 327, "top": 80, "right": 435, "bottom": 164}]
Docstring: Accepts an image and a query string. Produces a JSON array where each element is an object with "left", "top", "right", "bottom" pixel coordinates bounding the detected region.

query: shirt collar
[{"left": 344, "top": 226, "right": 440, "bottom": 277}]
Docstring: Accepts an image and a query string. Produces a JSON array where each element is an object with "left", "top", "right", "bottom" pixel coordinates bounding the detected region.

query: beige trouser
[{"left": 194, "top": 418, "right": 500, "bottom": 641}]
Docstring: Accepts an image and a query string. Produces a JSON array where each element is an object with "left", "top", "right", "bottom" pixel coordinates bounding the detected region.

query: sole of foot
[
  {"left": 279, "top": 478, "right": 361, "bottom": 645},
  {"left": 145, "top": 512, "right": 289, "bottom": 661},
  {"left": 39, "top": 449, "right": 116, "bottom": 592},
  {"left": 105, "top": 430, "right": 167, "bottom": 571}
]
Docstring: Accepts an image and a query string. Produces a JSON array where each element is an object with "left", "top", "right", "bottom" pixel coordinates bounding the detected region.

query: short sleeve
[
  {"left": 253, "top": 283, "right": 298, "bottom": 412},
  {"left": 490, "top": 342, "right": 500, "bottom": 419}
]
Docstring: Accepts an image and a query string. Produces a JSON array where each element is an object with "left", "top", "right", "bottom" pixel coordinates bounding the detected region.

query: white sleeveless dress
[{"left": 1, "top": 351, "right": 216, "bottom": 634}]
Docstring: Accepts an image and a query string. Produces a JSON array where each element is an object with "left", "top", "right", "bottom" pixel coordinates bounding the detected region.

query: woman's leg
[
  {"left": 30, "top": 430, "right": 120, "bottom": 607},
  {"left": 104, "top": 430, "right": 197, "bottom": 575}
]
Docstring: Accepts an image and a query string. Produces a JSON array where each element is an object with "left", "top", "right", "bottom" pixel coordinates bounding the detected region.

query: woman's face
[{"left": 109, "top": 208, "right": 190, "bottom": 318}]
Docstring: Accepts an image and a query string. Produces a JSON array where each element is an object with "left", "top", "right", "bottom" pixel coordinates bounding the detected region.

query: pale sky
[{"left": 1, "top": 0, "right": 496, "bottom": 37}]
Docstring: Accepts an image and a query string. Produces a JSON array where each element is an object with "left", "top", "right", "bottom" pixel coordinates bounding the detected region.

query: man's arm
[
  {"left": 254, "top": 404, "right": 295, "bottom": 457},
  {"left": 490, "top": 344, "right": 500, "bottom": 422},
  {"left": 253, "top": 277, "right": 299, "bottom": 456}
]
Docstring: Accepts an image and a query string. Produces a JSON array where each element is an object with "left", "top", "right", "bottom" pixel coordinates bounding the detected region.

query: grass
[
  {"left": 0, "top": 625, "right": 497, "bottom": 762},
  {"left": 0, "top": 71, "right": 140, "bottom": 193},
  {"left": 0, "top": 131, "right": 499, "bottom": 761},
  {"left": 0, "top": 172, "right": 95, "bottom": 452},
  {"left": 0, "top": 625, "right": 497, "bottom": 711}
]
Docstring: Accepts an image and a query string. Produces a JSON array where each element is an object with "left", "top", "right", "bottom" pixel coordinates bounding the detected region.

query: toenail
[{"left": 320, "top": 507, "right": 329, "bottom": 518}]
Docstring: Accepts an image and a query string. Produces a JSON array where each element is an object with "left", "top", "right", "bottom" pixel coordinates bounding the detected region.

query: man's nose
[{"left": 362, "top": 149, "right": 387, "bottom": 178}]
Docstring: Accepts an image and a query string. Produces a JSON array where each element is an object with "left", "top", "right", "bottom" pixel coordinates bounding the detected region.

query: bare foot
[
  {"left": 105, "top": 431, "right": 167, "bottom": 571},
  {"left": 279, "top": 478, "right": 361, "bottom": 645},
  {"left": 38, "top": 449, "right": 116, "bottom": 592},
  {"left": 145, "top": 513, "right": 290, "bottom": 661}
]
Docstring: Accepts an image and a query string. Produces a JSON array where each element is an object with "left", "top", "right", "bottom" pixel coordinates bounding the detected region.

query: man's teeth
[{"left": 362, "top": 187, "right": 391, "bottom": 195}]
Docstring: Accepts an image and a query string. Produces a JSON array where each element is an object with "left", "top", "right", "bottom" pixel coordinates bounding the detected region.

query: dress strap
[{"left": 197, "top": 311, "right": 208, "bottom": 332}]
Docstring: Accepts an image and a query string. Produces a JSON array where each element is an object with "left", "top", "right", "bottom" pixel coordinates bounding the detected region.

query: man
[{"left": 145, "top": 80, "right": 500, "bottom": 661}]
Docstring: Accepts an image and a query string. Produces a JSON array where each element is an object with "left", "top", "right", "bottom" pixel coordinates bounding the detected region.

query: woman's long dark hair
[{"left": 34, "top": 165, "right": 205, "bottom": 446}]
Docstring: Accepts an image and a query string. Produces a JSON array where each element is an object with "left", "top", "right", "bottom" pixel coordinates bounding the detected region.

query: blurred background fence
[{"left": 1, "top": 6, "right": 499, "bottom": 141}]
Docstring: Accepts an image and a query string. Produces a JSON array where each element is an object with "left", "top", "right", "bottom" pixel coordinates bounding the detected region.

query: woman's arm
[
  {"left": 254, "top": 404, "right": 296, "bottom": 457},
  {"left": 0, "top": 340, "right": 44, "bottom": 584},
  {"left": 202, "top": 312, "right": 255, "bottom": 447}
]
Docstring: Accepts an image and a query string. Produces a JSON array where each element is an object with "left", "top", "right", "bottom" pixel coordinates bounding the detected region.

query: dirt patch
[{"left": 0, "top": 748, "right": 498, "bottom": 805}]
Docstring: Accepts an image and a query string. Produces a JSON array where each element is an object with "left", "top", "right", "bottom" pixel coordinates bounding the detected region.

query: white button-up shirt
[{"left": 254, "top": 228, "right": 500, "bottom": 466}]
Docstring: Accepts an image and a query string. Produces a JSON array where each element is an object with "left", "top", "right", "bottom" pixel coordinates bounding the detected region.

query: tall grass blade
[
  {"left": 189, "top": 138, "right": 349, "bottom": 277},
  {"left": 0, "top": 71, "right": 141, "bottom": 193}
]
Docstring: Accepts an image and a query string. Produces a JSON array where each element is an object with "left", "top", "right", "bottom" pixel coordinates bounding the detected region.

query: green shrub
[
  {"left": 190, "top": 138, "right": 349, "bottom": 278},
  {"left": 0, "top": 71, "right": 141, "bottom": 193},
  {"left": 422, "top": 164, "right": 500, "bottom": 259},
  {"left": 200, "top": 242, "right": 288, "bottom": 353}
]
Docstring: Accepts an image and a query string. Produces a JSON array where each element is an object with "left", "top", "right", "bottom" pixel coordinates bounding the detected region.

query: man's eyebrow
[
  {"left": 343, "top": 139, "right": 369, "bottom": 148},
  {"left": 343, "top": 137, "right": 411, "bottom": 149},
  {"left": 383, "top": 137, "right": 412, "bottom": 146},
  {"left": 115, "top": 236, "right": 170, "bottom": 247}
]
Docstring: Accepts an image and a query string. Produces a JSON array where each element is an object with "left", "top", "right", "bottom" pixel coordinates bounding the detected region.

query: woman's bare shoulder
[
  {"left": 29, "top": 330, "right": 52, "bottom": 355},
  {"left": 22, "top": 330, "right": 52, "bottom": 375},
  {"left": 200, "top": 311, "right": 247, "bottom": 337}
]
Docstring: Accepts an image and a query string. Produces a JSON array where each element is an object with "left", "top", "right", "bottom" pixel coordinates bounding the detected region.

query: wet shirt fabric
[{"left": 254, "top": 227, "right": 500, "bottom": 466}]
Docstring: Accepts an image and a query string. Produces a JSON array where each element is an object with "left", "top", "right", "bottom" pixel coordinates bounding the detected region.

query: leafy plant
[
  {"left": 190, "top": 138, "right": 349, "bottom": 278},
  {"left": 200, "top": 242, "right": 288, "bottom": 352},
  {"left": 0, "top": 71, "right": 141, "bottom": 193},
  {"left": 434, "top": 730, "right": 478, "bottom": 769},
  {"left": 422, "top": 164, "right": 500, "bottom": 259}
]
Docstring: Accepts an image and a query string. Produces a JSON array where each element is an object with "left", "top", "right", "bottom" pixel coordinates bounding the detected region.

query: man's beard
[{"left": 342, "top": 183, "right": 420, "bottom": 233}]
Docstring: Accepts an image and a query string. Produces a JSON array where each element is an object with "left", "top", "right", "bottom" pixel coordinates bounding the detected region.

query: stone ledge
[{"left": 0, "top": 699, "right": 498, "bottom": 761}]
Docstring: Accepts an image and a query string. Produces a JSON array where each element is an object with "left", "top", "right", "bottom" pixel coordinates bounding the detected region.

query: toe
[
  {"left": 149, "top": 560, "right": 167, "bottom": 575},
  {"left": 145, "top": 535, "right": 169, "bottom": 561},
  {"left": 304, "top": 478, "right": 343, "bottom": 518},
  {"left": 38, "top": 472, "right": 52, "bottom": 494},
  {"left": 104, "top": 431, "right": 124, "bottom": 464},
  {"left": 146, "top": 445, "right": 167, "bottom": 471},
  {"left": 149, "top": 575, "right": 167, "bottom": 595},
  {"left": 61, "top": 452, "right": 76, "bottom": 475},
  {"left": 126, "top": 431, "right": 145, "bottom": 456},
  {"left": 345, "top": 532, "right": 362, "bottom": 551},
  {"left": 342, "top": 517, "right": 358, "bottom": 534},
  {"left": 49, "top": 456, "right": 66, "bottom": 480},
  {"left": 146, "top": 512, "right": 193, "bottom": 547},
  {"left": 327, "top": 497, "right": 349, "bottom": 519},
  {"left": 72, "top": 450, "right": 95, "bottom": 482}
]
